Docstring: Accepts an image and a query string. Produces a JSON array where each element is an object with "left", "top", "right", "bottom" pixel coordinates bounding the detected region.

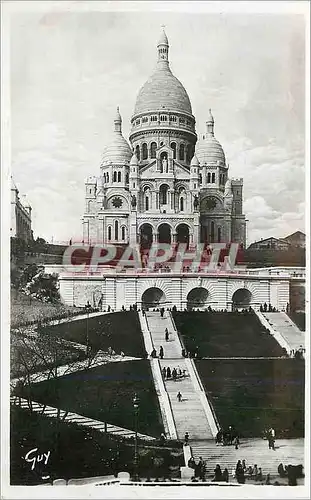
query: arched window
[
  {"left": 135, "top": 145, "right": 140, "bottom": 161},
  {"left": 145, "top": 196, "right": 149, "bottom": 211},
  {"left": 207, "top": 172, "right": 211, "bottom": 183},
  {"left": 150, "top": 142, "right": 157, "bottom": 159},
  {"left": 179, "top": 144, "right": 185, "bottom": 161},
  {"left": 159, "top": 185, "right": 169, "bottom": 205},
  {"left": 218, "top": 227, "right": 221, "bottom": 242},
  {"left": 125, "top": 172, "right": 129, "bottom": 183},
  {"left": 186, "top": 145, "right": 191, "bottom": 163},
  {"left": 212, "top": 173, "right": 215, "bottom": 183},
  {"left": 170, "top": 142, "right": 177, "bottom": 159},
  {"left": 108, "top": 226, "right": 112, "bottom": 241},
  {"left": 142, "top": 143, "right": 148, "bottom": 160},
  {"left": 113, "top": 171, "right": 117, "bottom": 182},
  {"left": 180, "top": 197, "right": 184, "bottom": 211},
  {"left": 121, "top": 226, "right": 126, "bottom": 241},
  {"left": 117, "top": 171, "right": 121, "bottom": 182},
  {"left": 114, "top": 221, "right": 119, "bottom": 241}
]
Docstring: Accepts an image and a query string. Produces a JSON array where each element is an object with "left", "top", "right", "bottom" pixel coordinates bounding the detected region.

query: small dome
[
  {"left": 191, "top": 153, "right": 199, "bottom": 166},
  {"left": 196, "top": 134, "right": 226, "bottom": 166},
  {"left": 101, "top": 109, "right": 132, "bottom": 166},
  {"left": 130, "top": 152, "right": 138, "bottom": 165}
]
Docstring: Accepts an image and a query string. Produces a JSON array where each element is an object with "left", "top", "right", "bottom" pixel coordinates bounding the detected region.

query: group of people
[
  {"left": 150, "top": 345, "right": 165, "bottom": 359},
  {"left": 215, "top": 426, "right": 240, "bottom": 448},
  {"left": 234, "top": 460, "right": 265, "bottom": 484},
  {"left": 187, "top": 456, "right": 209, "bottom": 481},
  {"left": 181, "top": 347, "right": 200, "bottom": 359},
  {"left": 162, "top": 365, "right": 188, "bottom": 380},
  {"left": 290, "top": 346, "right": 305, "bottom": 359}
]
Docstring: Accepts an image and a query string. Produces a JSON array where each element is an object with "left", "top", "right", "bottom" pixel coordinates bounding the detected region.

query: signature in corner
[{"left": 24, "top": 448, "right": 51, "bottom": 471}]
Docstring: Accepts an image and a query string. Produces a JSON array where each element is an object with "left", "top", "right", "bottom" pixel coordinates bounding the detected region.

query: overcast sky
[{"left": 9, "top": 4, "right": 306, "bottom": 245}]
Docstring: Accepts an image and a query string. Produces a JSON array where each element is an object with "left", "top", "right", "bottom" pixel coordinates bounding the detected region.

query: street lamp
[
  {"left": 85, "top": 300, "right": 92, "bottom": 356},
  {"left": 133, "top": 393, "right": 139, "bottom": 480}
]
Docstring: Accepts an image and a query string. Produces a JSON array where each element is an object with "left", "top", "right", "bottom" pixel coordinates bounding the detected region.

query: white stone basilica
[{"left": 82, "top": 29, "right": 247, "bottom": 248}]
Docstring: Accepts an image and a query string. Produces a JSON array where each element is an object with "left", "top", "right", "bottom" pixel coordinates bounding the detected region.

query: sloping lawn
[
  {"left": 14, "top": 360, "right": 164, "bottom": 438},
  {"left": 11, "top": 289, "right": 80, "bottom": 327},
  {"left": 173, "top": 311, "right": 284, "bottom": 357},
  {"left": 41, "top": 311, "right": 146, "bottom": 358},
  {"left": 196, "top": 358, "right": 305, "bottom": 438},
  {"left": 289, "top": 312, "right": 305, "bottom": 332},
  {"left": 10, "top": 406, "right": 183, "bottom": 485}
]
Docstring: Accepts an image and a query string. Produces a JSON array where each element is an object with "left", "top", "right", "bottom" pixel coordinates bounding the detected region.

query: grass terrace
[
  {"left": 196, "top": 358, "right": 305, "bottom": 438},
  {"left": 289, "top": 312, "right": 305, "bottom": 332},
  {"left": 173, "top": 311, "right": 285, "bottom": 358},
  {"left": 11, "top": 289, "right": 81, "bottom": 327},
  {"left": 10, "top": 406, "right": 183, "bottom": 485},
  {"left": 14, "top": 360, "right": 164, "bottom": 438},
  {"left": 42, "top": 311, "right": 146, "bottom": 359}
]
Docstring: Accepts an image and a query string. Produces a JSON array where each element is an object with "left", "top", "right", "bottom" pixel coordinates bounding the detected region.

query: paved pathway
[
  {"left": 145, "top": 312, "right": 215, "bottom": 440},
  {"left": 11, "top": 353, "right": 139, "bottom": 388},
  {"left": 11, "top": 396, "right": 155, "bottom": 441}
]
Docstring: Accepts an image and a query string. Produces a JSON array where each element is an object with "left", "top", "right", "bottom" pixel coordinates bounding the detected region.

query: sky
[{"left": 9, "top": 3, "right": 307, "bottom": 245}]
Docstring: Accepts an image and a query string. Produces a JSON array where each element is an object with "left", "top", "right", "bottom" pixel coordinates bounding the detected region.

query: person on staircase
[
  {"left": 166, "top": 366, "right": 171, "bottom": 378},
  {"left": 184, "top": 432, "right": 189, "bottom": 445},
  {"left": 222, "top": 468, "right": 229, "bottom": 483},
  {"left": 177, "top": 391, "right": 182, "bottom": 402},
  {"left": 213, "top": 464, "right": 222, "bottom": 482},
  {"left": 162, "top": 366, "right": 167, "bottom": 379},
  {"left": 150, "top": 348, "right": 157, "bottom": 358},
  {"left": 172, "top": 367, "right": 177, "bottom": 380},
  {"left": 159, "top": 346, "right": 164, "bottom": 359},
  {"left": 165, "top": 328, "right": 169, "bottom": 341}
]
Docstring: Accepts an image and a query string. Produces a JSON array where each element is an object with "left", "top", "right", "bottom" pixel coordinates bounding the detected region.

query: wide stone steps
[
  {"left": 190, "top": 438, "right": 304, "bottom": 476},
  {"left": 263, "top": 313, "right": 305, "bottom": 351},
  {"left": 145, "top": 312, "right": 215, "bottom": 441},
  {"left": 145, "top": 313, "right": 181, "bottom": 359}
]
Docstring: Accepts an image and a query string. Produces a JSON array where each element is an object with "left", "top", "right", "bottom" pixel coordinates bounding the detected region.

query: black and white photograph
[{"left": 1, "top": 1, "right": 309, "bottom": 498}]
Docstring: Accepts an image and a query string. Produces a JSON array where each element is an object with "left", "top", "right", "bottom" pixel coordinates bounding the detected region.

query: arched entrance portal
[
  {"left": 158, "top": 223, "right": 171, "bottom": 244},
  {"left": 142, "top": 287, "right": 166, "bottom": 310},
  {"left": 176, "top": 224, "right": 190, "bottom": 245},
  {"left": 140, "top": 223, "right": 153, "bottom": 249},
  {"left": 232, "top": 288, "right": 252, "bottom": 310},
  {"left": 187, "top": 287, "right": 209, "bottom": 310}
]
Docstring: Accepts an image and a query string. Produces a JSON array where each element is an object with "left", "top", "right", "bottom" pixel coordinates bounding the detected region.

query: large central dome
[{"left": 133, "top": 30, "right": 192, "bottom": 116}]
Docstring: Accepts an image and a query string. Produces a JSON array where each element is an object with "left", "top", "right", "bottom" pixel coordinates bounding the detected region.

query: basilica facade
[{"left": 82, "top": 29, "right": 247, "bottom": 248}]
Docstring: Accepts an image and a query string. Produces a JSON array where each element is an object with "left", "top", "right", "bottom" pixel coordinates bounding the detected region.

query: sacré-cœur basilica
[{"left": 82, "top": 29, "right": 247, "bottom": 249}]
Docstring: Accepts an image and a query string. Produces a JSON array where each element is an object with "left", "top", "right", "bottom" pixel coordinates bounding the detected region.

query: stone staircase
[
  {"left": 190, "top": 437, "right": 304, "bottom": 477},
  {"left": 263, "top": 313, "right": 305, "bottom": 352},
  {"left": 144, "top": 312, "right": 215, "bottom": 441}
]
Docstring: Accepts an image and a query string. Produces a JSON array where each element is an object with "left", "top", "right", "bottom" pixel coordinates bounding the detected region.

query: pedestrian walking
[
  {"left": 165, "top": 328, "right": 169, "bottom": 341},
  {"left": 177, "top": 391, "right": 182, "bottom": 402},
  {"left": 159, "top": 345, "right": 164, "bottom": 359},
  {"left": 184, "top": 431, "right": 189, "bottom": 445},
  {"left": 166, "top": 366, "right": 171, "bottom": 378}
]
